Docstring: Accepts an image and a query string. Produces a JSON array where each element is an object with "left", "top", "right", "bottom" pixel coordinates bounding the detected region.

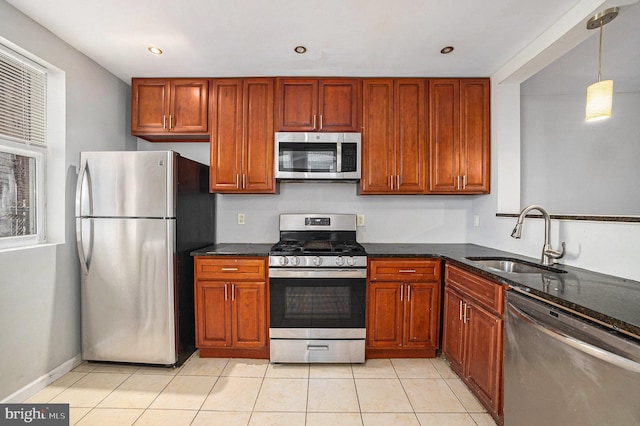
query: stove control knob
[
  {"left": 291, "top": 256, "right": 301, "bottom": 266},
  {"left": 335, "top": 256, "right": 345, "bottom": 267},
  {"left": 278, "top": 256, "right": 289, "bottom": 266},
  {"left": 347, "top": 256, "right": 356, "bottom": 266},
  {"left": 313, "top": 256, "right": 323, "bottom": 266}
]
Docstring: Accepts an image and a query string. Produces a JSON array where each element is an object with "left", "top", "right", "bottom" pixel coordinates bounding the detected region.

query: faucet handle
[{"left": 545, "top": 242, "right": 566, "bottom": 260}]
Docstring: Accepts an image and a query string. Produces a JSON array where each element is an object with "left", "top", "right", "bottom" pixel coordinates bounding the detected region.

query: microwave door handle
[{"left": 336, "top": 142, "right": 342, "bottom": 173}]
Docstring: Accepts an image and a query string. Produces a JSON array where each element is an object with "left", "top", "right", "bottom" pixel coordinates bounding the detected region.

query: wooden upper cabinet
[
  {"left": 131, "top": 78, "right": 209, "bottom": 142},
  {"left": 429, "top": 78, "right": 490, "bottom": 193},
  {"left": 276, "top": 78, "right": 360, "bottom": 132},
  {"left": 210, "top": 78, "right": 275, "bottom": 193},
  {"left": 361, "top": 79, "right": 427, "bottom": 194}
]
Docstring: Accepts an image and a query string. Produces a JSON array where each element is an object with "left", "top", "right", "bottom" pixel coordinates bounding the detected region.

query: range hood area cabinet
[
  {"left": 209, "top": 78, "right": 276, "bottom": 193},
  {"left": 131, "top": 78, "right": 210, "bottom": 142},
  {"left": 429, "top": 79, "right": 490, "bottom": 194},
  {"left": 360, "top": 79, "right": 428, "bottom": 194},
  {"left": 276, "top": 78, "right": 361, "bottom": 132}
]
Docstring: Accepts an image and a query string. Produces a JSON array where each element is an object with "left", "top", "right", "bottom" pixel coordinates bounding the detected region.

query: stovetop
[{"left": 270, "top": 239, "right": 366, "bottom": 255}]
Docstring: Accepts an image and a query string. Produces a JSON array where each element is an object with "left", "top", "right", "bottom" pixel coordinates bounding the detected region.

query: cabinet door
[
  {"left": 395, "top": 79, "right": 427, "bottom": 193},
  {"left": 361, "top": 79, "right": 394, "bottom": 193},
  {"left": 210, "top": 79, "right": 243, "bottom": 192},
  {"left": 195, "top": 281, "right": 232, "bottom": 347},
  {"left": 429, "top": 79, "right": 460, "bottom": 193},
  {"left": 318, "top": 79, "right": 360, "bottom": 132},
  {"left": 367, "top": 282, "right": 403, "bottom": 348},
  {"left": 442, "top": 287, "right": 465, "bottom": 372},
  {"left": 231, "top": 282, "right": 267, "bottom": 348},
  {"left": 403, "top": 282, "right": 439, "bottom": 347},
  {"left": 243, "top": 78, "right": 275, "bottom": 193},
  {"left": 131, "top": 78, "right": 170, "bottom": 134},
  {"left": 465, "top": 301, "right": 503, "bottom": 415},
  {"left": 277, "top": 79, "right": 318, "bottom": 131},
  {"left": 459, "top": 79, "right": 490, "bottom": 193},
  {"left": 170, "top": 79, "right": 209, "bottom": 133}
]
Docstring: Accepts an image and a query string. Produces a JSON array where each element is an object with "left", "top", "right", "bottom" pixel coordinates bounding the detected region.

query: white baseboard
[{"left": 1, "top": 354, "right": 83, "bottom": 403}]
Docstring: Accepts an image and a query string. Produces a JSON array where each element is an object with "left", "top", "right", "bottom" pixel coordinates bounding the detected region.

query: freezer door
[
  {"left": 76, "top": 151, "right": 176, "bottom": 218},
  {"left": 79, "top": 217, "right": 177, "bottom": 365}
]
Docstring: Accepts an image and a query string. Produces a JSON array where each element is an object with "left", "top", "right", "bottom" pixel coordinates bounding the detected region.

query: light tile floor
[{"left": 24, "top": 352, "right": 498, "bottom": 426}]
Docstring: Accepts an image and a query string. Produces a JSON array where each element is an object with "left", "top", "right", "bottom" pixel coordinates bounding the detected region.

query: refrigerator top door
[{"left": 76, "top": 151, "right": 176, "bottom": 218}]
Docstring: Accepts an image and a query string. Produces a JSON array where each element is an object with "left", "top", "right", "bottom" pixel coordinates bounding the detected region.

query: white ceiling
[{"left": 6, "top": 0, "right": 584, "bottom": 83}]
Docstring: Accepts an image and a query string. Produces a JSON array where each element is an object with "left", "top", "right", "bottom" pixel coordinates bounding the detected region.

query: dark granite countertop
[
  {"left": 364, "top": 243, "right": 640, "bottom": 339},
  {"left": 191, "top": 242, "right": 640, "bottom": 339},
  {"left": 191, "top": 243, "right": 273, "bottom": 257}
]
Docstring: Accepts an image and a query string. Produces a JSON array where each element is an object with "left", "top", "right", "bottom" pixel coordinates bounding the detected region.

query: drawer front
[
  {"left": 195, "top": 257, "right": 266, "bottom": 280},
  {"left": 445, "top": 265, "right": 503, "bottom": 315},
  {"left": 369, "top": 258, "right": 441, "bottom": 282}
]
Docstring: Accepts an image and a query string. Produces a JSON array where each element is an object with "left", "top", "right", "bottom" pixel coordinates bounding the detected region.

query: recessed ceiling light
[
  {"left": 148, "top": 46, "right": 163, "bottom": 55},
  {"left": 440, "top": 46, "right": 454, "bottom": 54},
  {"left": 294, "top": 46, "right": 307, "bottom": 54}
]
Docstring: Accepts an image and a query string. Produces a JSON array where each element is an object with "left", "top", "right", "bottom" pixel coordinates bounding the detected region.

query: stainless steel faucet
[{"left": 511, "top": 205, "right": 565, "bottom": 266}]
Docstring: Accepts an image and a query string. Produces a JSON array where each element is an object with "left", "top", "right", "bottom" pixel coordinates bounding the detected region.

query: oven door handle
[{"left": 269, "top": 268, "right": 367, "bottom": 279}]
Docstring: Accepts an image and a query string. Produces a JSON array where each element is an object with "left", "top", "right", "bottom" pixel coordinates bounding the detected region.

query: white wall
[{"left": 0, "top": 0, "right": 135, "bottom": 400}]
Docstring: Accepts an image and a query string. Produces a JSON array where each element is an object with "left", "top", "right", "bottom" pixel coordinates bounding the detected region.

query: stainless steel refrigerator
[{"left": 75, "top": 151, "right": 215, "bottom": 366}]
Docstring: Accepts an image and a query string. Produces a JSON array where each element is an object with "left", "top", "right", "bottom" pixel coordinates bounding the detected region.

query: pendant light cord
[{"left": 597, "top": 20, "right": 603, "bottom": 82}]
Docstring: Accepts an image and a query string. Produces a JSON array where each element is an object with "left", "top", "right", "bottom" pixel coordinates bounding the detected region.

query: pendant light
[{"left": 585, "top": 7, "right": 619, "bottom": 122}]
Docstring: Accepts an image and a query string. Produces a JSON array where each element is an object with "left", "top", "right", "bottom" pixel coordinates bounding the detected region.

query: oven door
[{"left": 269, "top": 269, "right": 366, "bottom": 334}]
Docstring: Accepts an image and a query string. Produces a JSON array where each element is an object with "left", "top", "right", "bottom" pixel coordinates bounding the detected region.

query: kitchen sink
[{"left": 466, "top": 257, "right": 567, "bottom": 274}]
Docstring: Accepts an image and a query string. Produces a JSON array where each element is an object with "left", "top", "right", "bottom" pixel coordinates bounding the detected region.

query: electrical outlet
[
  {"left": 238, "top": 213, "right": 245, "bottom": 225},
  {"left": 356, "top": 214, "right": 365, "bottom": 227},
  {"left": 473, "top": 215, "right": 480, "bottom": 227}
]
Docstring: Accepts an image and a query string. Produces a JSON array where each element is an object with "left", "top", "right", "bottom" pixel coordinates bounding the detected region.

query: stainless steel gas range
[{"left": 269, "top": 214, "right": 367, "bottom": 363}]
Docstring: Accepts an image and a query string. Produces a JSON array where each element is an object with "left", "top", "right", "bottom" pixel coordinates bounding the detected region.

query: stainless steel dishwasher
[{"left": 504, "top": 290, "right": 640, "bottom": 426}]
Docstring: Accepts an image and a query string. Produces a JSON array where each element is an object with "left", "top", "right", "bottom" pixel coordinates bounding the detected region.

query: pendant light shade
[
  {"left": 585, "top": 79, "right": 613, "bottom": 121},
  {"left": 584, "top": 7, "right": 619, "bottom": 122}
]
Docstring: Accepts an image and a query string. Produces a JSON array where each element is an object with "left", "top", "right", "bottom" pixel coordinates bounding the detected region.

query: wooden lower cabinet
[
  {"left": 442, "top": 264, "right": 503, "bottom": 424},
  {"left": 194, "top": 257, "right": 269, "bottom": 358},
  {"left": 366, "top": 258, "right": 441, "bottom": 358}
]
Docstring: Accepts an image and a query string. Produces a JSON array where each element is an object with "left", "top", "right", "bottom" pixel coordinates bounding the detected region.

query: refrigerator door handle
[
  {"left": 76, "top": 218, "right": 93, "bottom": 275},
  {"left": 75, "top": 158, "right": 94, "bottom": 217}
]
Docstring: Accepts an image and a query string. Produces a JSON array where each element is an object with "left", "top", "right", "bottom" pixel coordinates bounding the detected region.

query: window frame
[{"left": 0, "top": 44, "right": 48, "bottom": 249}]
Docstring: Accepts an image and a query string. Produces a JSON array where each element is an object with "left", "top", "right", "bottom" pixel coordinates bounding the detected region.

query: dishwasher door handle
[{"left": 507, "top": 302, "right": 640, "bottom": 373}]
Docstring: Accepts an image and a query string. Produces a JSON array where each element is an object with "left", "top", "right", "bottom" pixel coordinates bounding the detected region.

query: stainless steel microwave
[{"left": 275, "top": 132, "right": 361, "bottom": 181}]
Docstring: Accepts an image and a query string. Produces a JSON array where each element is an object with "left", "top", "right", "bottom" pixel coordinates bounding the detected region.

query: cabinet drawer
[
  {"left": 195, "top": 257, "right": 266, "bottom": 280},
  {"left": 369, "top": 259, "right": 441, "bottom": 282},
  {"left": 445, "top": 265, "right": 503, "bottom": 315}
]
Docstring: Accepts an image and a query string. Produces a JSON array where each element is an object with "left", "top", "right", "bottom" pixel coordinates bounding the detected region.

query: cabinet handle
[
  {"left": 313, "top": 115, "right": 317, "bottom": 130},
  {"left": 463, "top": 175, "right": 467, "bottom": 189},
  {"left": 319, "top": 115, "right": 323, "bottom": 130},
  {"left": 169, "top": 115, "right": 172, "bottom": 130},
  {"left": 400, "top": 286, "right": 403, "bottom": 302},
  {"left": 224, "top": 284, "right": 228, "bottom": 301},
  {"left": 456, "top": 175, "right": 461, "bottom": 190},
  {"left": 231, "top": 283, "right": 235, "bottom": 301},
  {"left": 466, "top": 304, "right": 471, "bottom": 323},
  {"left": 162, "top": 115, "right": 166, "bottom": 130},
  {"left": 221, "top": 267, "right": 239, "bottom": 271},
  {"left": 459, "top": 300, "right": 464, "bottom": 320},
  {"left": 236, "top": 174, "right": 240, "bottom": 189},
  {"left": 398, "top": 269, "right": 416, "bottom": 273},
  {"left": 396, "top": 175, "right": 400, "bottom": 190},
  {"left": 389, "top": 175, "right": 394, "bottom": 190},
  {"left": 242, "top": 174, "right": 246, "bottom": 189},
  {"left": 407, "top": 284, "right": 411, "bottom": 301}
]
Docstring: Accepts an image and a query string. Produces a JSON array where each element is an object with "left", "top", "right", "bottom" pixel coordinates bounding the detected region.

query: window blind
[{"left": 0, "top": 48, "right": 46, "bottom": 146}]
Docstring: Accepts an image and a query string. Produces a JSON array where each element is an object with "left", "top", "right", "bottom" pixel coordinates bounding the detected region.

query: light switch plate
[{"left": 238, "top": 213, "right": 245, "bottom": 225}]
